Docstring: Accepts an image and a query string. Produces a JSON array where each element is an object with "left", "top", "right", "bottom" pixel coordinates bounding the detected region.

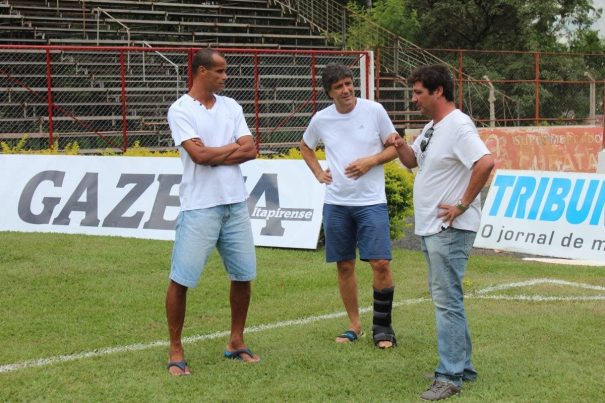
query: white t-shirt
[
  {"left": 167, "top": 93, "right": 251, "bottom": 210},
  {"left": 412, "top": 109, "right": 490, "bottom": 236},
  {"left": 302, "top": 98, "right": 396, "bottom": 206}
]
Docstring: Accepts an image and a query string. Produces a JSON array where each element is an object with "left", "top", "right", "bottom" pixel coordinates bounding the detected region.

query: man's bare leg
[
  {"left": 335, "top": 259, "right": 363, "bottom": 342},
  {"left": 166, "top": 280, "right": 191, "bottom": 375},
  {"left": 225, "top": 280, "right": 260, "bottom": 362}
]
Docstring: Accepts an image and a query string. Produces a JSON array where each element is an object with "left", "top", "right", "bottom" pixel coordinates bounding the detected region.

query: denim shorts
[
  {"left": 170, "top": 202, "right": 256, "bottom": 288},
  {"left": 323, "top": 203, "right": 392, "bottom": 263}
]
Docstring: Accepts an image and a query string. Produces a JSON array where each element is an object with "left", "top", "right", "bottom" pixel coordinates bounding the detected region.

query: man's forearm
[
  {"left": 222, "top": 141, "right": 257, "bottom": 165},
  {"left": 201, "top": 143, "right": 241, "bottom": 165},
  {"left": 299, "top": 140, "right": 323, "bottom": 178},
  {"left": 460, "top": 154, "right": 495, "bottom": 205},
  {"left": 396, "top": 144, "right": 418, "bottom": 169},
  {"left": 184, "top": 140, "right": 240, "bottom": 165},
  {"left": 372, "top": 145, "right": 398, "bottom": 166}
]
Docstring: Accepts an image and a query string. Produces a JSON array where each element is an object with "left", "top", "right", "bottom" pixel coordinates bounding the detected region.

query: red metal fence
[
  {"left": 389, "top": 48, "right": 605, "bottom": 129},
  {"left": 0, "top": 45, "right": 371, "bottom": 153},
  {"left": 2, "top": 45, "right": 604, "bottom": 153}
]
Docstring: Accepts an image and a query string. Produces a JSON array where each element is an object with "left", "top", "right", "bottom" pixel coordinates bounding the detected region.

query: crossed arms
[{"left": 181, "top": 135, "right": 257, "bottom": 166}]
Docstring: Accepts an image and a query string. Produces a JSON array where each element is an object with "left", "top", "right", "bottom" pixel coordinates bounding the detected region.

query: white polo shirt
[
  {"left": 303, "top": 98, "right": 396, "bottom": 206},
  {"left": 167, "top": 93, "right": 251, "bottom": 210},
  {"left": 412, "top": 109, "right": 490, "bottom": 236}
]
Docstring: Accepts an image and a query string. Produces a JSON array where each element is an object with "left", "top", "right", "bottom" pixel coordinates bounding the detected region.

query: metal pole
[
  {"left": 254, "top": 54, "right": 260, "bottom": 153},
  {"left": 375, "top": 46, "right": 380, "bottom": 100},
  {"left": 126, "top": 29, "right": 130, "bottom": 71},
  {"left": 139, "top": 41, "right": 180, "bottom": 98},
  {"left": 394, "top": 38, "right": 399, "bottom": 74},
  {"left": 142, "top": 49, "right": 146, "bottom": 82},
  {"left": 120, "top": 50, "right": 128, "bottom": 152},
  {"left": 311, "top": 53, "right": 317, "bottom": 115},
  {"left": 175, "top": 66, "right": 180, "bottom": 100},
  {"left": 45, "top": 48, "right": 54, "bottom": 148},
  {"left": 535, "top": 52, "right": 540, "bottom": 126},
  {"left": 483, "top": 75, "right": 496, "bottom": 127},
  {"left": 457, "top": 49, "right": 463, "bottom": 110},
  {"left": 584, "top": 71, "right": 595, "bottom": 125}
]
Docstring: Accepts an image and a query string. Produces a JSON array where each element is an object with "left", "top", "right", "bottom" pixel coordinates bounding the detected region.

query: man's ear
[
  {"left": 197, "top": 66, "right": 207, "bottom": 76},
  {"left": 435, "top": 85, "right": 444, "bottom": 97}
]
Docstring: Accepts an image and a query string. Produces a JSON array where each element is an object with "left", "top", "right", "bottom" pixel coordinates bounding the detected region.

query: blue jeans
[
  {"left": 421, "top": 227, "right": 478, "bottom": 386},
  {"left": 170, "top": 202, "right": 256, "bottom": 288}
]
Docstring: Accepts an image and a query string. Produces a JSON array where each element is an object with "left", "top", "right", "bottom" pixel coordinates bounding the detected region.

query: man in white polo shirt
[
  {"left": 386, "top": 64, "right": 494, "bottom": 400},
  {"left": 300, "top": 62, "right": 399, "bottom": 349},
  {"left": 164, "top": 48, "right": 259, "bottom": 375}
]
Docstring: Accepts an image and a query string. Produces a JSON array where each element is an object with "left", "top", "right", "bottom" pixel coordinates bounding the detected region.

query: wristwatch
[{"left": 456, "top": 200, "right": 469, "bottom": 212}]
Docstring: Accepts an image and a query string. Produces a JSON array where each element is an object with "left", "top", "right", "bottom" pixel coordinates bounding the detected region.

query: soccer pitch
[{"left": 1, "top": 232, "right": 603, "bottom": 402}]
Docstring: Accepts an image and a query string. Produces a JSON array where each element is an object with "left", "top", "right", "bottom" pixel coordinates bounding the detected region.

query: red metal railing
[{"left": 0, "top": 45, "right": 371, "bottom": 153}]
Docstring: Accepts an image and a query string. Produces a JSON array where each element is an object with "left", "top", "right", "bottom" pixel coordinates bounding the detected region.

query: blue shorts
[
  {"left": 323, "top": 203, "right": 392, "bottom": 263},
  {"left": 170, "top": 202, "right": 256, "bottom": 288}
]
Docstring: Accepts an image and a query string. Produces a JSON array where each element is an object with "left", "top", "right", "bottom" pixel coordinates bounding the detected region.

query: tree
[
  {"left": 346, "top": 0, "right": 420, "bottom": 49},
  {"left": 409, "top": 0, "right": 529, "bottom": 49},
  {"left": 352, "top": 0, "right": 602, "bottom": 51},
  {"left": 348, "top": 0, "right": 605, "bottom": 124}
]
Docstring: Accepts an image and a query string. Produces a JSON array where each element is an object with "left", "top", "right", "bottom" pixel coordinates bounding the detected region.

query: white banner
[
  {"left": 0, "top": 155, "right": 325, "bottom": 249},
  {"left": 475, "top": 169, "right": 605, "bottom": 260}
]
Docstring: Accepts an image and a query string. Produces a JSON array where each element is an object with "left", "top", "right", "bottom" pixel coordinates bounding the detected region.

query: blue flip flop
[
  {"left": 166, "top": 360, "right": 191, "bottom": 376},
  {"left": 336, "top": 330, "right": 365, "bottom": 342},
  {"left": 224, "top": 348, "right": 259, "bottom": 362}
]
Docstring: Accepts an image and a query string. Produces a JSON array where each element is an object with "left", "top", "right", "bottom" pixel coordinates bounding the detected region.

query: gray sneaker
[{"left": 420, "top": 380, "right": 461, "bottom": 401}]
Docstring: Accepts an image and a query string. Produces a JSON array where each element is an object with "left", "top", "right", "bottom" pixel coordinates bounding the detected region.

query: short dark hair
[
  {"left": 191, "top": 48, "right": 224, "bottom": 75},
  {"left": 407, "top": 64, "right": 454, "bottom": 102},
  {"left": 321, "top": 62, "right": 354, "bottom": 95}
]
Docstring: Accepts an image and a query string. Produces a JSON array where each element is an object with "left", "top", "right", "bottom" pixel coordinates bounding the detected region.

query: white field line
[
  {"left": 1, "top": 278, "right": 604, "bottom": 374},
  {"left": 0, "top": 297, "right": 427, "bottom": 374},
  {"left": 475, "top": 278, "right": 605, "bottom": 295},
  {"left": 471, "top": 295, "right": 605, "bottom": 301}
]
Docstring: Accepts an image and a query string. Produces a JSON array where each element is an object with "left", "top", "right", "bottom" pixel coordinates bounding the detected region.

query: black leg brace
[{"left": 372, "top": 286, "right": 397, "bottom": 347}]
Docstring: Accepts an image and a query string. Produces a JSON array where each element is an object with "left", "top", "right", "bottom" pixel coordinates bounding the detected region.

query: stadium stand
[
  {"left": 0, "top": 0, "right": 381, "bottom": 153},
  {"left": 3, "top": 0, "right": 335, "bottom": 49}
]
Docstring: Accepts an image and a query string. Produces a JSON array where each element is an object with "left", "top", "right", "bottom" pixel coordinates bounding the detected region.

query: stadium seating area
[
  {"left": 0, "top": 0, "right": 405, "bottom": 153},
  {"left": 1, "top": 0, "right": 336, "bottom": 49}
]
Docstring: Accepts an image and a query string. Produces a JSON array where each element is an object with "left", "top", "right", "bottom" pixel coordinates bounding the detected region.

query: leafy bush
[
  {"left": 1, "top": 137, "right": 179, "bottom": 157},
  {"left": 1, "top": 135, "right": 80, "bottom": 155},
  {"left": 384, "top": 160, "right": 414, "bottom": 240},
  {"left": 122, "top": 140, "right": 179, "bottom": 157},
  {"left": 271, "top": 147, "right": 414, "bottom": 240}
]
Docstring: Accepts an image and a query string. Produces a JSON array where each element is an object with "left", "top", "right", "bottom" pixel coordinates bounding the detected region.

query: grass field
[{"left": 0, "top": 231, "right": 604, "bottom": 402}]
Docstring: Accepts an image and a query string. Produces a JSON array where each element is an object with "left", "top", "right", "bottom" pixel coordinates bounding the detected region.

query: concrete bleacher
[
  {"left": 4, "top": 0, "right": 333, "bottom": 49},
  {"left": 0, "top": 0, "right": 360, "bottom": 153}
]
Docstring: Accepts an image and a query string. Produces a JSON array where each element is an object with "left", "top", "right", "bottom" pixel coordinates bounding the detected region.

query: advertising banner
[
  {"left": 481, "top": 126, "right": 602, "bottom": 173},
  {"left": 407, "top": 126, "right": 603, "bottom": 173},
  {"left": 475, "top": 169, "right": 605, "bottom": 260},
  {"left": 0, "top": 155, "right": 325, "bottom": 249}
]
